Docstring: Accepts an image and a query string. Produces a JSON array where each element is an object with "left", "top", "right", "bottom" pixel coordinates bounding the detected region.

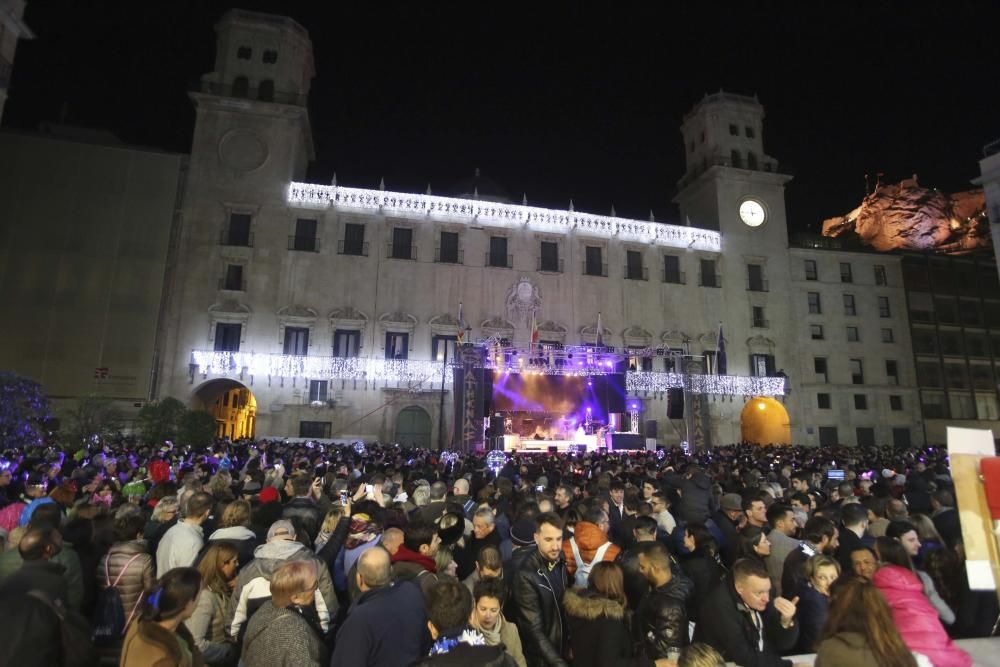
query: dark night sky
[{"left": 5, "top": 1, "right": 999, "bottom": 232}]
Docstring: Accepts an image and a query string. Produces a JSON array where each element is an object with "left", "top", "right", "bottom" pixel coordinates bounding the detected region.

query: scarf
[
  {"left": 473, "top": 614, "right": 505, "bottom": 646},
  {"left": 345, "top": 514, "right": 379, "bottom": 550},
  {"left": 429, "top": 627, "right": 486, "bottom": 655},
  {"left": 391, "top": 544, "right": 438, "bottom": 573}
]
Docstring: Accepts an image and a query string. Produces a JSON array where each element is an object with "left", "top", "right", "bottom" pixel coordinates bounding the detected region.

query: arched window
[
  {"left": 258, "top": 80, "right": 274, "bottom": 102},
  {"left": 731, "top": 149, "right": 742, "bottom": 168},
  {"left": 232, "top": 76, "right": 249, "bottom": 98},
  {"left": 747, "top": 151, "right": 758, "bottom": 170}
]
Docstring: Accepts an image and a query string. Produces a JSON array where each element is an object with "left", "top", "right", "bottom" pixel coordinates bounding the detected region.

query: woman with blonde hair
[
  {"left": 678, "top": 643, "right": 725, "bottom": 667},
  {"left": 796, "top": 554, "right": 840, "bottom": 653},
  {"left": 206, "top": 499, "right": 256, "bottom": 566},
  {"left": 188, "top": 542, "right": 239, "bottom": 666}
]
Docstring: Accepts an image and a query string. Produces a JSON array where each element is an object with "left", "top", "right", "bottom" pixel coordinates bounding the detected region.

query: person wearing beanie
[{"left": 258, "top": 487, "right": 280, "bottom": 504}]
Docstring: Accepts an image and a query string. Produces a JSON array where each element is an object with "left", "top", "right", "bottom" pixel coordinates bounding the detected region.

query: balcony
[
  {"left": 486, "top": 252, "right": 513, "bottom": 268},
  {"left": 190, "top": 79, "right": 307, "bottom": 107},
  {"left": 387, "top": 243, "right": 417, "bottom": 260},
  {"left": 220, "top": 230, "right": 253, "bottom": 247},
  {"left": 338, "top": 240, "right": 369, "bottom": 256},
  {"left": 747, "top": 279, "right": 769, "bottom": 292},
  {"left": 538, "top": 257, "right": 564, "bottom": 273},
  {"left": 662, "top": 269, "right": 686, "bottom": 284},
  {"left": 288, "top": 235, "right": 319, "bottom": 252},
  {"left": 699, "top": 273, "right": 721, "bottom": 288},
  {"left": 435, "top": 247, "right": 463, "bottom": 264},
  {"left": 583, "top": 261, "right": 608, "bottom": 277},
  {"left": 624, "top": 266, "right": 649, "bottom": 281},
  {"left": 218, "top": 278, "right": 246, "bottom": 292},
  {"left": 752, "top": 318, "right": 770, "bottom": 329}
]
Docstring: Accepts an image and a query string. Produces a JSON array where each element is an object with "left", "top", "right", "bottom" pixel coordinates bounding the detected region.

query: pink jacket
[{"left": 873, "top": 565, "right": 971, "bottom": 667}]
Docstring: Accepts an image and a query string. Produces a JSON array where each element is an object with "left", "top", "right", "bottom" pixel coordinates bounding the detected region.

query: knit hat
[
  {"left": 510, "top": 518, "right": 536, "bottom": 547},
  {"left": 122, "top": 480, "right": 146, "bottom": 498},
  {"left": 721, "top": 493, "right": 743, "bottom": 512},
  {"left": 258, "top": 487, "right": 280, "bottom": 504}
]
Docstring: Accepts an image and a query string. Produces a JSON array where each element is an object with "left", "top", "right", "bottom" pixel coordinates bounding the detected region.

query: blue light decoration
[
  {"left": 655, "top": 448, "right": 666, "bottom": 461},
  {"left": 486, "top": 450, "right": 507, "bottom": 476},
  {"left": 440, "top": 451, "right": 458, "bottom": 466},
  {"left": 0, "top": 371, "right": 52, "bottom": 449},
  {"left": 353, "top": 440, "right": 367, "bottom": 455}
]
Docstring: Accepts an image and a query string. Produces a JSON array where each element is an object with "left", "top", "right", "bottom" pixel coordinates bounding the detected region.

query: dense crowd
[{"left": 0, "top": 438, "right": 992, "bottom": 667}]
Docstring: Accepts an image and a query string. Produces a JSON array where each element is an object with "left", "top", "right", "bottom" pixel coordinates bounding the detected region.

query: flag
[
  {"left": 456, "top": 302, "right": 466, "bottom": 344},
  {"left": 530, "top": 310, "right": 539, "bottom": 352},
  {"left": 716, "top": 322, "right": 727, "bottom": 375},
  {"left": 596, "top": 312, "right": 604, "bottom": 348}
]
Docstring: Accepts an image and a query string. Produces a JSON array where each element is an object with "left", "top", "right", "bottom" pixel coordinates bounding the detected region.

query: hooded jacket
[
  {"left": 227, "top": 539, "right": 336, "bottom": 640},
  {"left": 563, "top": 589, "right": 652, "bottom": 667},
  {"left": 561, "top": 521, "right": 621, "bottom": 581},
  {"left": 872, "top": 565, "right": 972, "bottom": 667}
]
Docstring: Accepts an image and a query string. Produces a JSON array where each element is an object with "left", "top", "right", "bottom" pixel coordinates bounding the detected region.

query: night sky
[{"left": 5, "top": 1, "right": 999, "bottom": 232}]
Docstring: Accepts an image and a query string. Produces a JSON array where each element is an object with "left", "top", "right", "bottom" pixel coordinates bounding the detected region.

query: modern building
[{"left": 0, "top": 0, "right": 33, "bottom": 124}]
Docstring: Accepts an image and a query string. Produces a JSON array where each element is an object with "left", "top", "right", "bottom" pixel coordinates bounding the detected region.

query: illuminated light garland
[
  {"left": 191, "top": 351, "right": 785, "bottom": 396},
  {"left": 286, "top": 183, "right": 722, "bottom": 253}
]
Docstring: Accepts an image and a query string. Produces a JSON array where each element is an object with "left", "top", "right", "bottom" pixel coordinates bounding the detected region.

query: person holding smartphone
[{"left": 281, "top": 473, "right": 325, "bottom": 546}]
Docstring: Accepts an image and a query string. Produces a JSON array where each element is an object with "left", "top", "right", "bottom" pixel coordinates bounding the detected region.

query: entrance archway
[
  {"left": 740, "top": 397, "right": 791, "bottom": 445},
  {"left": 395, "top": 406, "right": 432, "bottom": 448},
  {"left": 192, "top": 379, "right": 257, "bottom": 439}
]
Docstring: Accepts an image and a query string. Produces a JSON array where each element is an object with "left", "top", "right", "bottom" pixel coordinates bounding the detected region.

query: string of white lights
[
  {"left": 190, "top": 351, "right": 786, "bottom": 396},
  {"left": 286, "top": 183, "right": 722, "bottom": 252}
]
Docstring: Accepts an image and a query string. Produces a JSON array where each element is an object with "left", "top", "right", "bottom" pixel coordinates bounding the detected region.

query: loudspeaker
[
  {"left": 667, "top": 389, "right": 684, "bottom": 419},
  {"left": 489, "top": 415, "right": 505, "bottom": 438},
  {"left": 645, "top": 420, "right": 658, "bottom": 438},
  {"left": 610, "top": 433, "right": 644, "bottom": 451}
]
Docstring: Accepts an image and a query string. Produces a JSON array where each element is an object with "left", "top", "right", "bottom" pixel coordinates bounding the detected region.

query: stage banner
[{"left": 454, "top": 345, "right": 488, "bottom": 452}]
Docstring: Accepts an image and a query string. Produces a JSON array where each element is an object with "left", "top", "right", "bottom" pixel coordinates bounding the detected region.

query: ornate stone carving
[{"left": 505, "top": 277, "right": 541, "bottom": 325}]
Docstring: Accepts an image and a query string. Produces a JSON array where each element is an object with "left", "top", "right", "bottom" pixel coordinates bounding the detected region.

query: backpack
[
  {"left": 569, "top": 537, "right": 612, "bottom": 588},
  {"left": 92, "top": 553, "right": 143, "bottom": 645}
]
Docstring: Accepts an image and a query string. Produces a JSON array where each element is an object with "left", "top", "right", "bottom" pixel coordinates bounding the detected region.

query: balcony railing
[
  {"left": 663, "top": 269, "right": 686, "bottom": 284},
  {"left": 747, "top": 279, "right": 769, "bottom": 292},
  {"left": 288, "top": 235, "right": 319, "bottom": 252},
  {"left": 220, "top": 230, "right": 253, "bottom": 247},
  {"left": 218, "top": 278, "right": 246, "bottom": 292},
  {"left": 486, "top": 252, "right": 513, "bottom": 268},
  {"left": 583, "top": 262, "right": 609, "bottom": 277},
  {"left": 338, "top": 240, "right": 369, "bottom": 256},
  {"left": 190, "top": 79, "right": 307, "bottom": 107},
  {"left": 624, "top": 266, "right": 649, "bottom": 281},
  {"left": 538, "top": 257, "right": 564, "bottom": 273},
  {"left": 435, "top": 247, "right": 463, "bottom": 264},
  {"left": 387, "top": 243, "right": 417, "bottom": 260},
  {"left": 752, "top": 318, "right": 770, "bottom": 329},
  {"left": 699, "top": 273, "right": 721, "bottom": 288}
]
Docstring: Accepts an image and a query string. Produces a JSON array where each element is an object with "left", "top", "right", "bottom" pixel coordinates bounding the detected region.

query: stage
[{"left": 503, "top": 434, "right": 604, "bottom": 453}]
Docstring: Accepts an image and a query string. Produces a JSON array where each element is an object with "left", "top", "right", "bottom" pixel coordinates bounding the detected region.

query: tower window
[
  {"left": 258, "top": 80, "right": 274, "bottom": 102},
  {"left": 729, "top": 124, "right": 738, "bottom": 136},
  {"left": 232, "top": 76, "right": 249, "bottom": 98},
  {"left": 745, "top": 126, "right": 755, "bottom": 138},
  {"left": 731, "top": 150, "right": 742, "bottom": 168},
  {"left": 263, "top": 49, "right": 278, "bottom": 64},
  {"left": 747, "top": 152, "right": 758, "bottom": 170},
  {"left": 237, "top": 46, "right": 252, "bottom": 60}
]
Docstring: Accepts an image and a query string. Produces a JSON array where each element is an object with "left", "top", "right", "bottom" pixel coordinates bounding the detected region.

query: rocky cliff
[{"left": 821, "top": 176, "right": 990, "bottom": 255}]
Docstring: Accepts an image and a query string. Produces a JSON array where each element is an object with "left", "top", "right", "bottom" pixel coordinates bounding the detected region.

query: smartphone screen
[{"left": 339, "top": 490, "right": 348, "bottom": 505}]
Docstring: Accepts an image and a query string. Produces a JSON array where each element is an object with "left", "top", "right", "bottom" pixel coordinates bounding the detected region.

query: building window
[
  {"left": 432, "top": 335, "right": 457, "bottom": 362},
  {"left": 843, "top": 294, "right": 856, "bottom": 316},
  {"left": 437, "top": 231, "right": 460, "bottom": 263},
  {"left": 745, "top": 126, "right": 755, "bottom": 138},
  {"left": 237, "top": 46, "right": 252, "bottom": 59},
  {"left": 950, "top": 392, "right": 977, "bottom": 419},
  {"left": 625, "top": 250, "right": 646, "bottom": 280},
  {"left": 222, "top": 264, "right": 244, "bottom": 291},
  {"left": 385, "top": 332, "right": 409, "bottom": 359},
  {"left": 214, "top": 323, "right": 241, "bottom": 352},
  {"left": 921, "top": 392, "right": 948, "bottom": 419},
  {"left": 340, "top": 223, "right": 367, "bottom": 256},
  {"left": 663, "top": 255, "right": 683, "bottom": 284},
  {"left": 700, "top": 259, "right": 719, "bottom": 287},
  {"left": 856, "top": 427, "right": 875, "bottom": 447},
  {"left": 332, "top": 330, "right": 360, "bottom": 358},
  {"left": 263, "top": 49, "right": 278, "bottom": 64},
  {"left": 749, "top": 354, "right": 774, "bottom": 377},
  {"left": 878, "top": 296, "right": 891, "bottom": 318},
  {"left": 232, "top": 76, "right": 249, "bottom": 98},
  {"left": 747, "top": 152, "right": 758, "bottom": 170},
  {"left": 804, "top": 259, "right": 818, "bottom": 281},
  {"left": 850, "top": 358, "right": 864, "bottom": 384},
  {"left": 976, "top": 393, "right": 1000, "bottom": 420},
  {"left": 628, "top": 348, "right": 654, "bottom": 372},
  {"left": 729, "top": 124, "right": 738, "bottom": 136},
  {"left": 299, "top": 421, "right": 331, "bottom": 438},
  {"left": 224, "top": 213, "right": 252, "bottom": 246},
  {"left": 747, "top": 264, "right": 767, "bottom": 291},
  {"left": 854, "top": 394, "right": 868, "bottom": 410},
  {"left": 886, "top": 359, "right": 899, "bottom": 385},
  {"left": 290, "top": 218, "right": 317, "bottom": 252},
  {"left": 846, "top": 326, "right": 859, "bottom": 342},
  {"left": 840, "top": 262, "right": 853, "bottom": 283},
  {"left": 731, "top": 149, "right": 742, "bottom": 168},
  {"left": 390, "top": 227, "right": 415, "bottom": 260},
  {"left": 819, "top": 427, "right": 839, "bottom": 446},
  {"left": 817, "top": 393, "right": 831, "bottom": 409},
  {"left": 257, "top": 80, "right": 274, "bottom": 102},
  {"left": 488, "top": 236, "right": 510, "bottom": 268},
  {"left": 810, "top": 324, "right": 824, "bottom": 340},
  {"left": 539, "top": 241, "right": 561, "bottom": 272},
  {"left": 875, "top": 265, "right": 887, "bottom": 285},
  {"left": 585, "top": 246, "right": 606, "bottom": 276},
  {"left": 814, "top": 357, "right": 828, "bottom": 383},
  {"left": 283, "top": 327, "right": 309, "bottom": 356},
  {"left": 881, "top": 328, "right": 894, "bottom": 343},
  {"left": 753, "top": 307, "right": 768, "bottom": 329},
  {"left": 890, "top": 395, "right": 903, "bottom": 411},
  {"left": 808, "top": 292, "right": 821, "bottom": 314},
  {"left": 308, "top": 380, "right": 328, "bottom": 403}
]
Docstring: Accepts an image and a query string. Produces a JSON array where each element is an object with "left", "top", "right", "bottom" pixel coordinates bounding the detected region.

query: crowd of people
[{"left": 0, "top": 437, "right": 993, "bottom": 667}]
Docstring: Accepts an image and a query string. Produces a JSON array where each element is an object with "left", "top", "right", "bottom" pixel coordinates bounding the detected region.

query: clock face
[{"left": 739, "top": 199, "right": 767, "bottom": 227}]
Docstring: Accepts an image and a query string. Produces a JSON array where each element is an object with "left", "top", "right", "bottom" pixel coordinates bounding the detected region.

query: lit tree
[{"left": 0, "top": 371, "right": 52, "bottom": 449}]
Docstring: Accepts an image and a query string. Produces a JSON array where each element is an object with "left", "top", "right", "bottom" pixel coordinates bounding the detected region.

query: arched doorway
[
  {"left": 192, "top": 379, "right": 257, "bottom": 439},
  {"left": 740, "top": 397, "right": 791, "bottom": 445},
  {"left": 395, "top": 406, "right": 432, "bottom": 448}
]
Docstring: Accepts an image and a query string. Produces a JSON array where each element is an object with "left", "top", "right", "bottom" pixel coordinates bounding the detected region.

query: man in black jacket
[
  {"left": 695, "top": 558, "right": 801, "bottom": 667},
  {"left": 510, "top": 512, "right": 569, "bottom": 667},
  {"left": 636, "top": 541, "right": 690, "bottom": 660},
  {"left": 282, "top": 474, "right": 325, "bottom": 544}
]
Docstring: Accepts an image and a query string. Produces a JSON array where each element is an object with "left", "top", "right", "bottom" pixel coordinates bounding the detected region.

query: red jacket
[{"left": 872, "top": 565, "right": 971, "bottom": 667}]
